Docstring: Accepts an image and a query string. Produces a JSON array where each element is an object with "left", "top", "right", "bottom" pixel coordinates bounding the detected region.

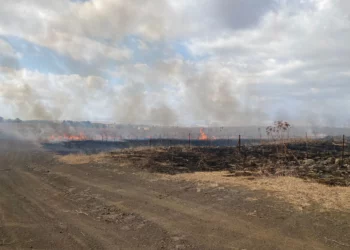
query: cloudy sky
[{"left": 1, "top": 0, "right": 350, "bottom": 126}]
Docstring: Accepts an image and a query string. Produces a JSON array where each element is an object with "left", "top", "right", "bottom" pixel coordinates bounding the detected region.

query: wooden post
[
  {"left": 258, "top": 128, "right": 262, "bottom": 145},
  {"left": 284, "top": 140, "right": 287, "bottom": 156},
  {"left": 238, "top": 134, "right": 241, "bottom": 152},
  {"left": 305, "top": 132, "right": 308, "bottom": 159},
  {"left": 342, "top": 134, "right": 345, "bottom": 166}
]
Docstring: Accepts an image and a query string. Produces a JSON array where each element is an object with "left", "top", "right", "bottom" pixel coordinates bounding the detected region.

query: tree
[
  {"left": 266, "top": 121, "right": 290, "bottom": 141},
  {"left": 266, "top": 120, "right": 291, "bottom": 155}
]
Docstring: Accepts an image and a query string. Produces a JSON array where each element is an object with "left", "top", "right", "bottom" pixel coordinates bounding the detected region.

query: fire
[
  {"left": 199, "top": 128, "right": 208, "bottom": 140},
  {"left": 48, "top": 132, "right": 87, "bottom": 141}
]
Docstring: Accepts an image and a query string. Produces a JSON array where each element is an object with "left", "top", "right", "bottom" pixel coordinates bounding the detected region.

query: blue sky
[
  {"left": 0, "top": 34, "right": 197, "bottom": 88},
  {"left": 1, "top": 0, "right": 350, "bottom": 126}
]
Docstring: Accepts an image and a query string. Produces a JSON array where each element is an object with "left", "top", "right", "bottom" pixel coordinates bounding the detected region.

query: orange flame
[
  {"left": 48, "top": 132, "right": 87, "bottom": 141},
  {"left": 199, "top": 128, "right": 208, "bottom": 140}
]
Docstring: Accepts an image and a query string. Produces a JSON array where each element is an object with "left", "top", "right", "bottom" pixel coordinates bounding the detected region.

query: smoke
[
  {"left": 105, "top": 58, "right": 268, "bottom": 126},
  {"left": 109, "top": 80, "right": 177, "bottom": 126},
  {"left": 3, "top": 0, "right": 350, "bottom": 128},
  {"left": 2, "top": 59, "right": 338, "bottom": 128},
  {"left": 0, "top": 68, "right": 111, "bottom": 121},
  {"left": 175, "top": 61, "right": 266, "bottom": 126},
  {"left": 0, "top": 57, "right": 269, "bottom": 126},
  {"left": 184, "top": 70, "right": 239, "bottom": 123},
  {"left": 149, "top": 104, "right": 178, "bottom": 126},
  {"left": 111, "top": 81, "right": 148, "bottom": 124},
  {"left": 0, "top": 82, "right": 59, "bottom": 120}
]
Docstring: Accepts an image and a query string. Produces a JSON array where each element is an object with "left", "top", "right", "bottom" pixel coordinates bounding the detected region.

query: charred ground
[
  {"left": 46, "top": 138, "right": 350, "bottom": 186},
  {"left": 1, "top": 138, "right": 350, "bottom": 249}
]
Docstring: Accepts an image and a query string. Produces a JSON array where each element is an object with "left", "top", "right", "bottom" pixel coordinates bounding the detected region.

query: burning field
[{"left": 1, "top": 137, "right": 350, "bottom": 249}]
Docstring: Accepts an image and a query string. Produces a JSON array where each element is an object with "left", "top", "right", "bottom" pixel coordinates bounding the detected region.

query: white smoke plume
[{"left": 1, "top": 0, "right": 350, "bottom": 127}]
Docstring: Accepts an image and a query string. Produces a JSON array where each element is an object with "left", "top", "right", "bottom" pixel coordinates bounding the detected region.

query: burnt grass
[
  {"left": 42, "top": 138, "right": 256, "bottom": 155},
  {"left": 43, "top": 138, "right": 350, "bottom": 186},
  {"left": 109, "top": 139, "right": 350, "bottom": 187}
]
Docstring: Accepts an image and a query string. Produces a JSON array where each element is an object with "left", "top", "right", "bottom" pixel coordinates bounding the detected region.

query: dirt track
[{"left": 1, "top": 140, "right": 350, "bottom": 249}]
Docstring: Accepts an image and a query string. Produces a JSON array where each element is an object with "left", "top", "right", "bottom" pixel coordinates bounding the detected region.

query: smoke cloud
[{"left": 1, "top": 0, "right": 350, "bottom": 127}]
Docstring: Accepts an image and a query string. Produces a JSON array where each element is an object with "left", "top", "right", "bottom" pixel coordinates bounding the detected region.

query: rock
[
  {"left": 327, "top": 177, "right": 346, "bottom": 186},
  {"left": 248, "top": 161, "right": 257, "bottom": 167},
  {"left": 334, "top": 170, "right": 343, "bottom": 177},
  {"left": 325, "top": 157, "right": 335, "bottom": 164},
  {"left": 303, "top": 159, "right": 315, "bottom": 166},
  {"left": 102, "top": 214, "right": 121, "bottom": 222},
  {"left": 319, "top": 174, "right": 327, "bottom": 179},
  {"left": 306, "top": 172, "right": 318, "bottom": 178},
  {"left": 318, "top": 161, "right": 326, "bottom": 166},
  {"left": 121, "top": 225, "right": 130, "bottom": 231},
  {"left": 340, "top": 164, "right": 347, "bottom": 170},
  {"left": 308, "top": 165, "right": 314, "bottom": 170},
  {"left": 335, "top": 158, "right": 342, "bottom": 166}
]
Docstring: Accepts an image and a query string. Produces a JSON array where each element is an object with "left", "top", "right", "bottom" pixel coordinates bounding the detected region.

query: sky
[{"left": 1, "top": 0, "right": 350, "bottom": 127}]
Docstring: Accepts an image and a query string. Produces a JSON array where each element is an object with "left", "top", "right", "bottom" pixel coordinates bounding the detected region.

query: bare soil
[{"left": 1, "top": 140, "right": 350, "bottom": 249}]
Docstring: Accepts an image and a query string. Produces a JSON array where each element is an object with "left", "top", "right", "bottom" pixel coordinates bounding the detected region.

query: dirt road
[{"left": 1, "top": 141, "right": 350, "bottom": 249}]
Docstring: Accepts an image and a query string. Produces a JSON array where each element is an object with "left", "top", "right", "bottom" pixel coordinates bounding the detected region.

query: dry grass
[
  {"left": 56, "top": 150, "right": 350, "bottom": 212},
  {"left": 56, "top": 153, "right": 109, "bottom": 165},
  {"left": 161, "top": 171, "right": 350, "bottom": 212}
]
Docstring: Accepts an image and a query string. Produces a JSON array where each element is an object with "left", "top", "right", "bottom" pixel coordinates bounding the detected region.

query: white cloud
[
  {"left": 0, "top": 0, "right": 132, "bottom": 63},
  {"left": 187, "top": 1, "right": 350, "bottom": 92},
  {"left": 29, "top": 32, "right": 132, "bottom": 62},
  {"left": 56, "top": 0, "right": 176, "bottom": 41}
]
